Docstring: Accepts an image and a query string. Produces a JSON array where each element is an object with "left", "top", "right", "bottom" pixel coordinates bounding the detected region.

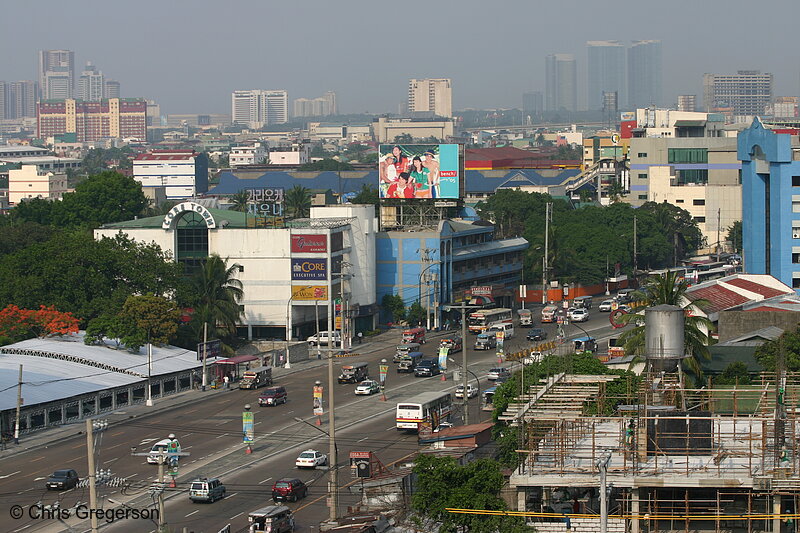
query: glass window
[
  {"left": 693, "top": 199, "right": 706, "bottom": 206},
  {"left": 176, "top": 212, "right": 208, "bottom": 267},
  {"left": 668, "top": 148, "right": 708, "bottom": 164},
  {"left": 638, "top": 173, "right": 647, "bottom": 179},
  {"left": 638, "top": 195, "right": 647, "bottom": 200},
  {"left": 793, "top": 176, "right": 800, "bottom": 187}
]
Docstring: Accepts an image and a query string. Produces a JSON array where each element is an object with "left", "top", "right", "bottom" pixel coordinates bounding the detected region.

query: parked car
[
  {"left": 487, "top": 368, "right": 511, "bottom": 381},
  {"left": 295, "top": 449, "right": 327, "bottom": 469},
  {"left": 598, "top": 299, "right": 614, "bottom": 312},
  {"left": 455, "top": 384, "right": 478, "bottom": 399},
  {"left": 258, "top": 386, "right": 288, "bottom": 406},
  {"left": 354, "top": 380, "right": 380, "bottom": 395},
  {"left": 526, "top": 328, "right": 547, "bottom": 342},
  {"left": 306, "top": 331, "right": 341, "bottom": 347},
  {"left": 189, "top": 477, "right": 226, "bottom": 503},
  {"left": 414, "top": 359, "right": 441, "bottom": 377},
  {"left": 569, "top": 308, "right": 589, "bottom": 322},
  {"left": 46, "top": 469, "right": 79, "bottom": 490},
  {"left": 272, "top": 478, "right": 308, "bottom": 502}
]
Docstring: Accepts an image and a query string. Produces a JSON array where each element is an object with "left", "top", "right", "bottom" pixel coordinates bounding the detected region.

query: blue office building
[{"left": 739, "top": 118, "right": 800, "bottom": 290}]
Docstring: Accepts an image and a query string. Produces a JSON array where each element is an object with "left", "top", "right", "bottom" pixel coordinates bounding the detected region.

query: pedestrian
[
  {"left": 223, "top": 375, "right": 230, "bottom": 390},
  {"left": 357, "top": 331, "right": 363, "bottom": 344}
]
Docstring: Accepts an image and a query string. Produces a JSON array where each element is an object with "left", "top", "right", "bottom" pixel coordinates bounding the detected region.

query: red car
[{"left": 272, "top": 478, "right": 308, "bottom": 502}]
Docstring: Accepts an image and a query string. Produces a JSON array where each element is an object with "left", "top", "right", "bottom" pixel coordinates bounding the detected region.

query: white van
[
  {"left": 306, "top": 331, "right": 341, "bottom": 347},
  {"left": 488, "top": 321, "right": 515, "bottom": 339},
  {"left": 147, "top": 437, "right": 181, "bottom": 465}
]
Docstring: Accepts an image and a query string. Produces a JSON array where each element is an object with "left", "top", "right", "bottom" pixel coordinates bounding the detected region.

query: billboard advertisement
[
  {"left": 379, "top": 144, "right": 460, "bottom": 199},
  {"left": 291, "top": 258, "right": 327, "bottom": 280},
  {"left": 291, "top": 285, "right": 329, "bottom": 301},
  {"left": 291, "top": 234, "right": 327, "bottom": 253}
]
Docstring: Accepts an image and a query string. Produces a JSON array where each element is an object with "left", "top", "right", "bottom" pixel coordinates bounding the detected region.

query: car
[
  {"left": 569, "top": 308, "right": 589, "bottom": 322},
  {"left": 272, "top": 478, "right": 308, "bottom": 502},
  {"left": 354, "top": 380, "right": 380, "bottom": 395},
  {"left": 414, "top": 359, "right": 441, "bottom": 377},
  {"left": 306, "top": 331, "right": 341, "bottom": 347},
  {"left": 526, "top": 328, "right": 547, "bottom": 342},
  {"left": 455, "top": 384, "right": 478, "bottom": 399},
  {"left": 46, "top": 469, "right": 79, "bottom": 491},
  {"left": 617, "top": 304, "right": 633, "bottom": 313},
  {"left": 295, "top": 449, "right": 328, "bottom": 469},
  {"left": 487, "top": 368, "right": 511, "bottom": 381},
  {"left": 258, "top": 386, "right": 288, "bottom": 406},
  {"left": 598, "top": 299, "right": 614, "bottom": 312},
  {"left": 189, "top": 477, "right": 226, "bottom": 503}
]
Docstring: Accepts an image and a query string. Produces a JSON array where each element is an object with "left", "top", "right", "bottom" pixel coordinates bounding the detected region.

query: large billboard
[
  {"left": 291, "top": 285, "right": 329, "bottom": 301},
  {"left": 291, "top": 258, "right": 328, "bottom": 280},
  {"left": 378, "top": 144, "right": 460, "bottom": 199}
]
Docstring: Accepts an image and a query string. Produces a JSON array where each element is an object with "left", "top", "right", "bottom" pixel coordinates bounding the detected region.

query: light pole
[
  {"left": 597, "top": 451, "right": 612, "bottom": 533},
  {"left": 448, "top": 357, "right": 481, "bottom": 422},
  {"left": 442, "top": 302, "right": 480, "bottom": 425},
  {"left": 419, "top": 262, "right": 439, "bottom": 331},
  {"left": 285, "top": 285, "right": 314, "bottom": 369}
]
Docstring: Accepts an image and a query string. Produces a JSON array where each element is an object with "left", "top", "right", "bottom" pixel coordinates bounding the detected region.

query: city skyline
[{"left": 2, "top": 1, "right": 799, "bottom": 115}]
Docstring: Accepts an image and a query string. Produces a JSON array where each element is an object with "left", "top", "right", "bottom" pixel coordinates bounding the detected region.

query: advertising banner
[
  {"left": 438, "top": 346, "right": 449, "bottom": 370},
  {"left": 291, "top": 234, "right": 327, "bottom": 253},
  {"left": 291, "top": 258, "right": 327, "bottom": 280},
  {"left": 313, "top": 384, "right": 324, "bottom": 416},
  {"left": 291, "top": 286, "right": 329, "bottom": 301},
  {"left": 378, "top": 144, "right": 460, "bottom": 199},
  {"left": 496, "top": 330, "right": 505, "bottom": 356},
  {"left": 242, "top": 411, "right": 254, "bottom": 443}
]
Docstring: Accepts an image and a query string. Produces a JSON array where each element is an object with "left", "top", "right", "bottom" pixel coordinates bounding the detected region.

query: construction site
[{"left": 504, "top": 305, "right": 800, "bottom": 533}]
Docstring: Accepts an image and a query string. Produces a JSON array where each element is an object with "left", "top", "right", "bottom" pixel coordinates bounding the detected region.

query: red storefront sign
[{"left": 291, "top": 234, "right": 327, "bottom": 253}]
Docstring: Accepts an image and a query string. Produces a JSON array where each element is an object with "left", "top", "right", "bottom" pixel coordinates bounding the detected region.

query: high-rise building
[
  {"left": 77, "top": 62, "right": 104, "bottom": 102},
  {"left": 545, "top": 54, "right": 577, "bottom": 112},
  {"left": 587, "top": 41, "right": 626, "bottom": 111},
  {"left": 408, "top": 78, "right": 452, "bottom": 117},
  {"left": 522, "top": 92, "right": 543, "bottom": 122},
  {"left": 39, "top": 49, "right": 75, "bottom": 100},
  {"left": 0, "top": 82, "right": 5, "bottom": 120},
  {"left": 293, "top": 91, "right": 337, "bottom": 118},
  {"left": 231, "top": 89, "right": 288, "bottom": 128},
  {"left": 703, "top": 71, "right": 773, "bottom": 116},
  {"left": 1, "top": 81, "right": 38, "bottom": 119},
  {"left": 628, "top": 40, "right": 662, "bottom": 109},
  {"left": 677, "top": 95, "right": 697, "bottom": 112},
  {"left": 104, "top": 80, "right": 121, "bottom": 99},
  {"left": 37, "top": 98, "right": 147, "bottom": 141}
]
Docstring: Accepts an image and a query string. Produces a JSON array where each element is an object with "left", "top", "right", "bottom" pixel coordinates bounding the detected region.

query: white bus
[
  {"left": 467, "top": 308, "right": 512, "bottom": 334},
  {"left": 396, "top": 391, "right": 453, "bottom": 432}
]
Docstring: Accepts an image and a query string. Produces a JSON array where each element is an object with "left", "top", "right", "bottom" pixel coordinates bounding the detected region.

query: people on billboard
[
  {"left": 410, "top": 156, "right": 432, "bottom": 198},
  {"left": 422, "top": 150, "right": 440, "bottom": 198},
  {"left": 391, "top": 146, "right": 410, "bottom": 175},
  {"left": 386, "top": 172, "right": 415, "bottom": 198}
]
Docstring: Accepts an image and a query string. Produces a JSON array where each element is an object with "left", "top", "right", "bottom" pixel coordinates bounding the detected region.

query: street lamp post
[
  {"left": 448, "top": 357, "right": 481, "bottom": 422},
  {"left": 285, "top": 285, "right": 313, "bottom": 369},
  {"left": 442, "top": 302, "right": 480, "bottom": 425},
  {"left": 419, "top": 262, "right": 438, "bottom": 331}
]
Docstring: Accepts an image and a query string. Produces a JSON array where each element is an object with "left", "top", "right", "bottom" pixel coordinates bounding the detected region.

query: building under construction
[{"left": 506, "top": 305, "right": 800, "bottom": 533}]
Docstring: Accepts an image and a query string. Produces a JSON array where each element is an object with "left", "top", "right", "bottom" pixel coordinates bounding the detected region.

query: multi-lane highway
[{"left": 0, "top": 306, "right": 623, "bottom": 533}]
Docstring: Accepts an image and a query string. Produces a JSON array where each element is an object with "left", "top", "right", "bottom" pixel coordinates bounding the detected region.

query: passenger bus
[
  {"left": 396, "top": 391, "right": 453, "bottom": 432},
  {"left": 540, "top": 304, "right": 559, "bottom": 323},
  {"left": 518, "top": 309, "right": 533, "bottom": 326},
  {"left": 467, "top": 308, "right": 512, "bottom": 334}
]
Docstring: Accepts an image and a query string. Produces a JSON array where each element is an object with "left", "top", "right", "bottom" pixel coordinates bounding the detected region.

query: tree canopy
[{"left": 755, "top": 326, "right": 800, "bottom": 372}]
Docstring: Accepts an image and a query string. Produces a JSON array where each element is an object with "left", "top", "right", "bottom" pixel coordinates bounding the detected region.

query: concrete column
[
  {"left": 774, "top": 494, "right": 782, "bottom": 533},
  {"left": 631, "top": 488, "right": 640, "bottom": 533},
  {"left": 517, "top": 489, "right": 527, "bottom": 512}
]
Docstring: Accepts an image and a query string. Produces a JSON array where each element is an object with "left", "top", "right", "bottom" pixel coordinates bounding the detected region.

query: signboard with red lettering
[{"left": 291, "top": 234, "right": 327, "bottom": 253}]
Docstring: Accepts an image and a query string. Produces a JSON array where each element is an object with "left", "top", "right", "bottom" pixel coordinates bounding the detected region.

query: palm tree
[
  {"left": 191, "top": 254, "right": 244, "bottom": 340},
  {"left": 617, "top": 270, "right": 714, "bottom": 378},
  {"left": 284, "top": 185, "right": 312, "bottom": 219},
  {"left": 229, "top": 190, "right": 250, "bottom": 213}
]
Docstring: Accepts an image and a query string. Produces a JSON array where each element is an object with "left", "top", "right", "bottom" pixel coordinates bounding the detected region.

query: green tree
[
  {"left": 117, "top": 294, "right": 181, "bottom": 351},
  {"left": 639, "top": 201, "right": 704, "bottom": 263},
  {"left": 393, "top": 133, "right": 414, "bottom": 144},
  {"left": 406, "top": 301, "right": 426, "bottom": 326},
  {"left": 714, "top": 361, "right": 752, "bottom": 385},
  {"left": 726, "top": 220, "right": 742, "bottom": 253},
  {"left": 412, "top": 455, "right": 531, "bottom": 533},
  {"left": 381, "top": 294, "right": 405, "bottom": 324},
  {"left": 755, "top": 326, "right": 800, "bottom": 372},
  {"left": 229, "top": 190, "right": 250, "bottom": 212},
  {"left": 351, "top": 184, "right": 379, "bottom": 206},
  {"left": 617, "top": 271, "right": 714, "bottom": 379},
  {"left": 284, "top": 185, "right": 312, "bottom": 218},
  {"left": 188, "top": 254, "right": 244, "bottom": 342}
]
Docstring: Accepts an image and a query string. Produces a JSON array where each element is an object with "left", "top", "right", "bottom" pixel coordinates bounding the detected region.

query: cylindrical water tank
[{"left": 645, "top": 305, "right": 685, "bottom": 367}]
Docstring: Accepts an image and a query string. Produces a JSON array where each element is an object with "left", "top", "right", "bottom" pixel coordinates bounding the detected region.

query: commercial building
[
  {"left": 39, "top": 49, "right": 75, "bottom": 100},
  {"left": 231, "top": 89, "right": 289, "bottom": 128},
  {"left": 627, "top": 40, "right": 662, "bottom": 109},
  {"left": 522, "top": 92, "right": 543, "bottom": 123},
  {"left": 372, "top": 117, "right": 454, "bottom": 143},
  {"left": 132, "top": 150, "right": 208, "bottom": 200},
  {"left": 229, "top": 142, "right": 268, "bottom": 167},
  {"left": 104, "top": 79, "right": 120, "bottom": 99},
  {"left": 587, "top": 41, "right": 626, "bottom": 111},
  {"left": 677, "top": 95, "right": 697, "bottom": 112},
  {"left": 76, "top": 62, "right": 104, "bottom": 102},
  {"left": 269, "top": 144, "right": 310, "bottom": 166},
  {"left": 1, "top": 80, "right": 38, "bottom": 119},
  {"left": 95, "top": 202, "right": 378, "bottom": 341},
  {"left": 8, "top": 164, "right": 70, "bottom": 205},
  {"left": 545, "top": 54, "right": 577, "bottom": 112},
  {"left": 703, "top": 71, "right": 773, "bottom": 117},
  {"left": 408, "top": 78, "right": 452, "bottom": 118},
  {"left": 293, "top": 91, "right": 337, "bottom": 118},
  {"left": 37, "top": 98, "right": 147, "bottom": 142}
]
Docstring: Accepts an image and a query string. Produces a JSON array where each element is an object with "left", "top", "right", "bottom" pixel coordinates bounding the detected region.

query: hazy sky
[{"left": 3, "top": 0, "right": 798, "bottom": 115}]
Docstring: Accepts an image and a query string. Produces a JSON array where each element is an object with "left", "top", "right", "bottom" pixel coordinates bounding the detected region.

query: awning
[{"left": 214, "top": 354, "right": 258, "bottom": 365}]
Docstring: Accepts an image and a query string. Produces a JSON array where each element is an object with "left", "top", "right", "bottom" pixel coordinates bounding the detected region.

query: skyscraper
[
  {"left": 628, "top": 40, "right": 662, "bottom": 109},
  {"left": 39, "top": 49, "right": 75, "bottom": 100},
  {"left": 293, "top": 91, "right": 337, "bottom": 118},
  {"left": 587, "top": 41, "right": 626, "bottom": 111},
  {"left": 231, "top": 90, "right": 288, "bottom": 128},
  {"left": 104, "top": 80, "right": 121, "bottom": 99},
  {"left": 1, "top": 81, "right": 38, "bottom": 119},
  {"left": 408, "top": 78, "right": 452, "bottom": 117},
  {"left": 703, "top": 71, "right": 773, "bottom": 116},
  {"left": 677, "top": 95, "right": 697, "bottom": 112},
  {"left": 522, "top": 92, "right": 543, "bottom": 122},
  {"left": 77, "top": 62, "right": 104, "bottom": 102},
  {"left": 545, "top": 54, "right": 577, "bottom": 112}
]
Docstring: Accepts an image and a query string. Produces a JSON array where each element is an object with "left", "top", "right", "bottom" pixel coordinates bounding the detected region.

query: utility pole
[
  {"left": 131, "top": 435, "right": 189, "bottom": 533},
  {"left": 716, "top": 207, "right": 721, "bottom": 261},
  {"left": 14, "top": 364, "right": 22, "bottom": 444},
  {"left": 633, "top": 215, "right": 638, "bottom": 280},
  {"left": 597, "top": 451, "right": 612, "bottom": 533},
  {"left": 443, "top": 302, "right": 479, "bottom": 425},
  {"left": 86, "top": 419, "right": 99, "bottom": 533},
  {"left": 542, "top": 202, "right": 551, "bottom": 304},
  {"left": 201, "top": 322, "right": 208, "bottom": 390}
]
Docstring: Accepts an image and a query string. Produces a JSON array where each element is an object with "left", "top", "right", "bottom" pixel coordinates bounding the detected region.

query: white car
[
  {"left": 295, "top": 449, "right": 328, "bottom": 469},
  {"left": 354, "top": 380, "right": 380, "bottom": 395},
  {"left": 487, "top": 368, "right": 510, "bottom": 381},
  {"left": 598, "top": 299, "right": 614, "bottom": 312},
  {"left": 455, "top": 384, "right": 478, "bottom": 399},
  {"left": 569, "top": 308, "right": 589, "bottom": 322}
]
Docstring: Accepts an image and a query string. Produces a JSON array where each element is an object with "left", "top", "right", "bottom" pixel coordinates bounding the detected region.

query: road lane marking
[
  {"left": 110, "top": 431, "right": 124, "bottom": 436},
  {"left": 226, "top": 492, "right": 238, "bottom": 498},
  {"left": 183, "top": 433, "right": 193, "bottom": 438},
  {"left": 34, "top": 476, "right": 46, "bottom": 481},
  {"left": 13, "top": 525, "right": 31, "bottom": 532},
  {"left": 229, "top": 512, "right": 243, "bottom": 520},
  {"left": 357, "top": 437, "right": 369, "bottom": 442},
  {"left": 127, "top": 473, "right": 138, "bottom": 478},
  {"left": 139, "top": 438, "right": 157, "bottom": 445},
  {"left": 215, "top": 433, "right": 228, "bottom": 439},
  {"left": 71, "top": 442, "right": 84, "bottom": 449},
  {"left": 258, "top": 477, "right": 272, "bottom": 485},
  {"left": 385, "top": 426, "right": 396, "bottom": 431},
  {"left": 184, "top": 510, "right": 199, "bottom": 518},
  {"left": 0, "top": 471, "right": 20, "bottom": 479},
  {"left": 215, "top": 419, "right": 229, "bottom": 426}
]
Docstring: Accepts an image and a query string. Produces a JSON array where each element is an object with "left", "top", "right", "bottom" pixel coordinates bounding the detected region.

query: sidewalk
[{"left": 0, "top": 329, "right": 405, "bottom": 460}]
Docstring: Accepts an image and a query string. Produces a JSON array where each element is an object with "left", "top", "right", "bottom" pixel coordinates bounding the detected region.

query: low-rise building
[
  {"left": 132, "top": 149, "right": 208, "bottom": 200},
  {"left": 8, "top": 164, "right": 69, "bottom": 204},
  {"left": 229, "top": 142, "right": 268, "bottom": 167}
]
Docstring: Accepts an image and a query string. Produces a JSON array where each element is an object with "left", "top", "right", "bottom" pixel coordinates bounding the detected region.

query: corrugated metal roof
[
  {"left": 452, "top": 237, "right": 529, "bottom": 258},
  {"left": 724, "top": 278, "right": 788, "bottom": 298},
  {"left": 687, "top": 285, "right": 749, "bottom": 314}
]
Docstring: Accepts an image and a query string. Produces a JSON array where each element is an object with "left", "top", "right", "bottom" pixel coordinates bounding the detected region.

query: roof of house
[
  {"left": 687, "top": 284, "right": 750, "bottom": 314},
  {"left": 135, "top": 150, "right": 198, "bottom": 161},
  {"left": 716, "top": 326, "right": 784, "bottom": 347},
  {"left": 686, "top": 274, "right": 795, "bottom": 316}
]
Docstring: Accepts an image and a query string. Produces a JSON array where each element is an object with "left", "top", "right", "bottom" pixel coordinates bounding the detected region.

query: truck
[{"left": 239, "top": 366, "right": 273, "bottom": 390}]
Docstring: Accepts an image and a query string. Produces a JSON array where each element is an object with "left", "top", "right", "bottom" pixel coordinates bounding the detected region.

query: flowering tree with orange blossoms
[{"left": 0, "top": 305, "right": 79, "bottom": 343}]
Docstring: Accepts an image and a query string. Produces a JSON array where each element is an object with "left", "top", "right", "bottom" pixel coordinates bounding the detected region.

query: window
[
  {"left": 637, "top": 153, "right": 647, "bottom": 158},
  {"left": 239, "top": 265, "right": 245, "bottom": 272},
  {"left": 638, "top": 195, "right": 647, "bottom": 200},
  {"left": 794, "top": 221, "right": 800, "bottom": 239},
  {"left": 793, "top": 254, "right": 800, "bottom": 264},
  {"left": 794, "top": 275, "right": 800, "bottom": 289},
  {"left": 677, "top": 169, "right": 708, "bottom": 185},
  {"left": 693, "top": 199, "right": 706, "bottom": 206},
  {"left": 695, "top": 217, "right": 706, "bottom": 223},
  {"left": 676, "top": 199, "right": 685, "bottom": 204},
  {"left": 793, "top": 176, "right": 800, "bottom": 187},
  {"left": 638, "top": 173, "right": 647, "bottom": 179},
  {"left": 668, "top": 148, "right": 708, "bottom": 164}
]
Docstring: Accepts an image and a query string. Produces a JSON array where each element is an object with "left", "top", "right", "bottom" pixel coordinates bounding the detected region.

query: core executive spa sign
[{"left": 291, "top": 258, "right": 328, "bottom": 280}]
